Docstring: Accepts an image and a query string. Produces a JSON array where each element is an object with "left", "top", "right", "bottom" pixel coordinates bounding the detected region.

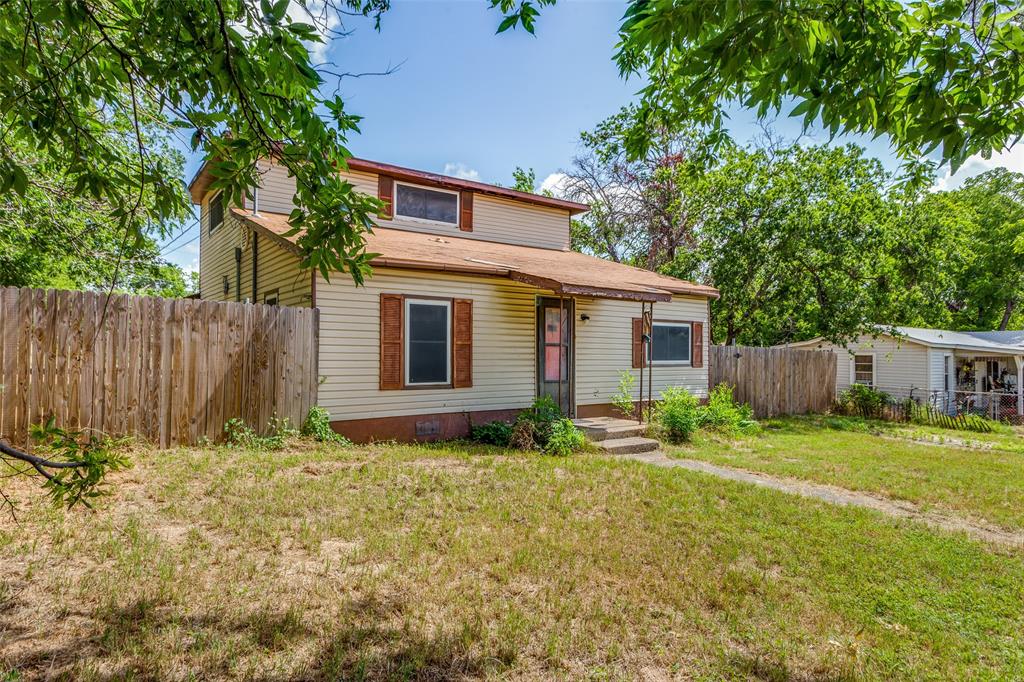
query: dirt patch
[
  {"left": 406, "top": 458, "right": 474, "bottom": 474},
  {"left": 626, "top": 452, "right": 1024, "bottom": 548},
  {"left": 879, "top": 432, "right": 1000, "bottom": 452}
]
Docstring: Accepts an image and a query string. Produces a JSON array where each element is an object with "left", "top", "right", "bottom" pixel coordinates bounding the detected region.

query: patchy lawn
[
  {"left": 2, "top": 438, "right": 1023, "bottom": 680},
  {"left": 673, "top": 415, "right": 1024, "bottom": 532}
]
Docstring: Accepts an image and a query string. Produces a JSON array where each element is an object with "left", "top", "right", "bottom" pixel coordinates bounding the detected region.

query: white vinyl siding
[
  {"left": 316, "top": 268, "right": 539, "bottom": 420},
  {"left": 199, "top": 187, "right": 310, "bottom": 307},
  {"left": 199, "top": 193, "right": 245, "bottom": 302},
  {"left": 575, "top": 295, "right": 710, "bottom": 404},
  {"left": 243, "top": 234, "right": 311, "bottom": 308},
  {"left": 793, "top": 335, "right": 931, "bottom": 396},
  {"left": 253, "top": 160, "right": 296, "bottom": 214},
  {"left": 252, "top": 161, "right": 573, "bottom": 250},
  {"left": 315, "top": 268, "right": 710, "bottom": 421},
  {"left": 927, "top": 348, "right": 951, "bottom": 393}
]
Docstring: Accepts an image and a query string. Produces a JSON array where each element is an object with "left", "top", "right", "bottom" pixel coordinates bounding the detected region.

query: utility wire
[{"left": 158, "top": 217, "right": 200, "bottom": 254}]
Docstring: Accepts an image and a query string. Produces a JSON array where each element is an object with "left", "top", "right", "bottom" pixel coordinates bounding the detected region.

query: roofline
[
  {"left": 187, "top": 156, "right": 590, "bottom": 214},
  {"left": 232, "top": 210, "right": 710, "bottom": 303},
  {"left": 784, "top": 331, "right": 1024, "bottom": 355}
]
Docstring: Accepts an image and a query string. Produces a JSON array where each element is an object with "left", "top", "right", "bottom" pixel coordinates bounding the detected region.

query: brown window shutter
[
  {"left": 459, "top": 191, "right": 473, "bottom": 232},
  {"left": 378, "top": 175, "right": 394, "bottom": 220},
  {"left": 453, "top": 298, "right": 473, "bottom": 387},
  {"left": 691, "top": 321, "right": 704, "bottom": 368},
  {"left": 380, "top": 293, "right": 403, "bottom": 389},
  {"left": 632, "top": 318, "right": 645, "bottom": 368}
]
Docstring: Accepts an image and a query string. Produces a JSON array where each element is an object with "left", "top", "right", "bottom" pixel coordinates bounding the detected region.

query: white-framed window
[
  {"left": 208, "top": 191, "right": 224, "bottom": 233},
  {"left": 648, "top": 322, "right": 691, "bottom": 365},
  {"left": 404, "top": 298, "right": 451, "bottom": 386},
  {"left": 853, "top": 354, "right": 875, "bottom": 387},
  {"left": 394, "top": 182, "right": 459, "bottom": 226}
]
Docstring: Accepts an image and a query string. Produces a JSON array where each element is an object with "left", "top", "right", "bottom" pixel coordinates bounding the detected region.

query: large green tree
[
  {"left": 563, "top": 110, "right": 960, "bottom": 345},
  {"left": 495, "top": 0, "right": 1024, "bottom": 170},
  {"left": 1, "top": 0, "right": 386, "bottom": 290},
  {"left": 0, "top": 0, "right": 391, "bottom": 506},
  {"left": 938, "top": 169, "right": 1024, "bottom": 330},
  {"left": 0, "top": 132, "right": 193, "bottom": 296},
  {"left": 665, "top": 143, "right": 953, "bottom": 345}
]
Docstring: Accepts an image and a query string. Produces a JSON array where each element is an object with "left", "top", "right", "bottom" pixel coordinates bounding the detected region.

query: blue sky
[{"left": 161, "top": 0, "right": 1023, "bottom": 272}]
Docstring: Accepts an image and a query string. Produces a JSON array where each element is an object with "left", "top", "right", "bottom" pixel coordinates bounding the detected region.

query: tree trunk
[{"left": 999, "top": 299, "right": 1016, "bottom": 330}]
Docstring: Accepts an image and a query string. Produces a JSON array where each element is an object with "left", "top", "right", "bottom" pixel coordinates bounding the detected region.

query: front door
[{"left": 537, "top": 297, "right": 574, "bottom": 416}]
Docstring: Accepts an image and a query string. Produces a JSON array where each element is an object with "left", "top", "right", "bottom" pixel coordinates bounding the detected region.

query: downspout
[
  {"left": 251, "top": 184, "right": 259, "bottom": 303},
  {"left": 637, "top": 301, "right": 645, "bottom": 424},
  {"left": 251, "top": 234, "right": 258, "bottom": 303},
  {"left": 647, "top": 302, "right": 654, "bottom": 423},
  {"left": 234, "top": 247, "right": 241, "bottom": 302}
]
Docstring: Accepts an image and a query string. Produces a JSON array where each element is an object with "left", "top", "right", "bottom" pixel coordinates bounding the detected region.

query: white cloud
[
  {"left": 287, "top": 1, "right": 339, "bottom": 63},
  {"left": 933, "top": 144, "right": 1024, "bottom": 192},
  {"left": 539, "top": 172, "right": 569, "bottom": 196},
  {"left": 443, "top": 162, "right": 481, "bottom": 181}
]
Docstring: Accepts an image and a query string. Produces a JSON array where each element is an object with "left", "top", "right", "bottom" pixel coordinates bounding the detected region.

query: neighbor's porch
[{"left": 932, "top": 352, "right": 1024, "bottom": 422}]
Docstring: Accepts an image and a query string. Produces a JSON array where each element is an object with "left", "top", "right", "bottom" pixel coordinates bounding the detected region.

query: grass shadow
[{"left": 5, "top": 591, "right": 510, "bottom": 681}]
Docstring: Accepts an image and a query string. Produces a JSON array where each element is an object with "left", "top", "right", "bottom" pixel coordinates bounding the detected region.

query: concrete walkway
[{"left": 624, "top": 451, "right": 1024, "bottom": 547}]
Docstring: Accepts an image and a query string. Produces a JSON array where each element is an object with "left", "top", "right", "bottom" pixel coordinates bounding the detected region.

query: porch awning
[{"left": 233, "top": 209, "right": 719, "bottom": 302}]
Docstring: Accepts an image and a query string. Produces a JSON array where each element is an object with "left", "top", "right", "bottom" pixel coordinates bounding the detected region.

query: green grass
[
  {"left": 1, "top": 437, "right": 1022, "bottom": 679},
  {"left": 674, "top": 415, "right": 1024, "bottom": 531}
]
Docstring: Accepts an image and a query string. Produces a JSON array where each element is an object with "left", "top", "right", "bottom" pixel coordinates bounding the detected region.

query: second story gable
[{"left": 194, "top": 156, "right": 588, "bottom": 252}]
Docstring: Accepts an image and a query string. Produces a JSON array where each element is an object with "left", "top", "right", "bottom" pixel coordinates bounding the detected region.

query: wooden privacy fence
[
  {"left": 709, "top": 345, "right": 836, "bottom": 417},
  {"left": 0, "top": 287, "right": 318, "bottom": 448}
]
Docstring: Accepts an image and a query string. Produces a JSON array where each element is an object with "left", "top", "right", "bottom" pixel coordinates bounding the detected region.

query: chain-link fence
[{"left": 837, "top": 384, "right": 1023, "bottom": 432}]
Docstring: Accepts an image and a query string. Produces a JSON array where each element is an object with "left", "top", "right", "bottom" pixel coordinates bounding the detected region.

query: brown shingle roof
[{"left": 233, "top": 208, "right": 719, "bottom": 302}]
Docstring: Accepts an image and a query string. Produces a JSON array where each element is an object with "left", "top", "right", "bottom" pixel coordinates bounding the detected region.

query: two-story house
[{"left": 189, "top": 156, "right": 719, "bottom": 441}]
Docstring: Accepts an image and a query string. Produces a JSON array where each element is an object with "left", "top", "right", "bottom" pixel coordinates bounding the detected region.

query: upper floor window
[
  {"left": 208, "top": 191, "right": 224, "bottom": 233},
  {"left": 649, "top": 322, "right": 691, "bottom": 364},
  {"left": 395, "top": 182, "right": 459, "bottom": 226}
]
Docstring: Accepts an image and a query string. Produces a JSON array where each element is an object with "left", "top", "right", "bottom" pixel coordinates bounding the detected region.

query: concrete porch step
[
  {"left": 575, "top": 422, "right": 649, "bottom": 442},
  {"left": 573, "top": 416, "right": 661, "bottom": 454},
  {"left": 573, "top": 416, "right": 646, "bottom": 440},
  {"left": 595, "top": 436, "right": 661, "bottom": 455}
]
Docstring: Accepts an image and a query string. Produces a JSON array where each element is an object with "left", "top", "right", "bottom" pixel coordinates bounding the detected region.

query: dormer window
[{"left": 394, "top": 182, "right": 459, "bottom": 226}]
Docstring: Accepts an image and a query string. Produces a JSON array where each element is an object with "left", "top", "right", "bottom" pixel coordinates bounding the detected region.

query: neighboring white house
[
  {"left": 786, "top": 327, "right": 1024, "bottom": 420},
  {"left": 189, "top": 156, "right": 719, "bottom": 441}
]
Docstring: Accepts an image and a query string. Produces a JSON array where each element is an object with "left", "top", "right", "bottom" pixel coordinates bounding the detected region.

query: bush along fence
[
  {"left": 0, "top": 287, "right": 319, "bottom": 448},
  {"left": 834, "top": 384, "right": 997, "bottom": 433},
  {"left": 709, "top": 345, "right": 836, "bottom": 417}
]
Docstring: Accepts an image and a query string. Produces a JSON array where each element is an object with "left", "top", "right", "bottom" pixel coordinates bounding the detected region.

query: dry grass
[{"left": 1, "top": 438, "right": 1023, "bottom": 680}]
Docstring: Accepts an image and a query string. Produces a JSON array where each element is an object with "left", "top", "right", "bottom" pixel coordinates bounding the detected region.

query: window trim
[
  {"left": 263, "top": 289, "right": 279, "bottom": 306},
  {"left": 208, "top": 191, "right": 224, "bottom": 233},
  {"left": 403, "top": 297, "right": 452, "bottom": 387},
  {"left": 852, "top": 352, "right": 876, "bottom": 388},
  {"left": 647, "top": 321, "right": 692, "bottom": 366},
  {"left": 393, "top": 181, "right": 461, "bottom": 228}
]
